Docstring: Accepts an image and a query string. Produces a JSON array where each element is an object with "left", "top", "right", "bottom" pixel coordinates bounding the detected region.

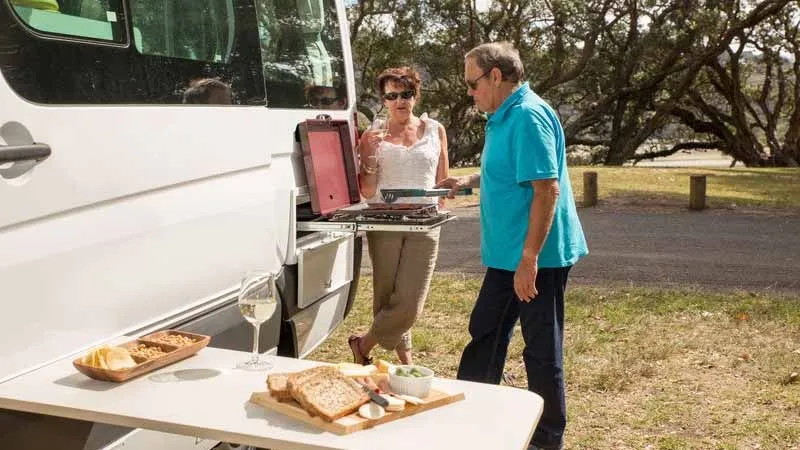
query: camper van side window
[
  {"left": 0, "top": 0, "right": 266, "bottom": 105},
  {"left": 131, "top": 0, "right": 235, "bottom": 64},
  {"left": 256, "top": 0, "right": 348, "bottom": 109},
  {"left": 9, "top": 0, "right": 126, "bottom": 43}
]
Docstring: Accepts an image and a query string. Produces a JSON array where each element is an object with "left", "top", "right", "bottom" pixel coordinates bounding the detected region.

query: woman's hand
[{"left": 360, "top": 129, "right": 383, "bottom": 156}]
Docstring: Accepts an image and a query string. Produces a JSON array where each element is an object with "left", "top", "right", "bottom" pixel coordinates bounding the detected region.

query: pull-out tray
[{"left": 298, "top": 203, "right": 455, "bottom": 233}]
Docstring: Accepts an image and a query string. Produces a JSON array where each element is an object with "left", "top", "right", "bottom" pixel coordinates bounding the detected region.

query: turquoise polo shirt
[{"left": 480, "top": 83, "right": 588, "bottom": 270}]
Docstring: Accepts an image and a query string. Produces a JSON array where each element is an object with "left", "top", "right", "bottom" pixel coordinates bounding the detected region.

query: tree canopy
[{"left": 347, "top": 0, "right": 799, "bottom": 166}]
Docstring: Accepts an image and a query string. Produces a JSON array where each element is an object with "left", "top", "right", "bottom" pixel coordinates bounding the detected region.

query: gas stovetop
[{"left": 329, "top": 203, "right": 444, "bottom": 224}]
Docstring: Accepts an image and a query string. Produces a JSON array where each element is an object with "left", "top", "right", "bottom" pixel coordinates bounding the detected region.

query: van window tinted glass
[
  {"left": 132, "top": 0, "right": 234, "bottom": 63},
  {"left": 10, "top": 0, "right": 126, "bottom": 43},
  {"left": 256, "top": 0, "right": 348, "bottom": 109},
  {"left": 0, "top": 0, "right": 266, "bottom": 105}
]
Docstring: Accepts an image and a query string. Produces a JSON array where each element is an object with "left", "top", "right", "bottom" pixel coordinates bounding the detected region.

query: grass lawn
[
  {"left": 310, "top": 275, "right": 800, "bottom": 449},
  {"left": 446, "top": 167, "right": 800, "bottom": 212}
]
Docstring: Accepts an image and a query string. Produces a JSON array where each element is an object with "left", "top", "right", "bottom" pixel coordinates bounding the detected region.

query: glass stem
[{"left": 251, "top": 323, "right": 260, "bottom": 362}]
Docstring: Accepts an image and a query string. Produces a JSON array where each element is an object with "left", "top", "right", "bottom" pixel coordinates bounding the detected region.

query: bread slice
[
  {"left": 296, "top": 372, "right": 369, "bottom": 422},
  {"left": 267, "top": 373, "right": 292, "bottom": 402},
  {"left": 287, "top": 366, "right": 338, "bottom": 416}
]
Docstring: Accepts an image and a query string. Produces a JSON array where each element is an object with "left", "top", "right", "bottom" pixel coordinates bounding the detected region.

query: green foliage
[{"left": 346, "top": 0, "right": 797, "bottom": 167}]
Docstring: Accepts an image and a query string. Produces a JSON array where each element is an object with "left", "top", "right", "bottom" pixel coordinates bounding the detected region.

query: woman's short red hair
[{"left": 376, "top": 66, "right": 421, "bottom": 100}]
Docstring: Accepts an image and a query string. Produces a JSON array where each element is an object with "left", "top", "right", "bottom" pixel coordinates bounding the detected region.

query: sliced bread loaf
[
  {"left": 287, "top": 366, "right": 338, "bottom": 416},
  {"left": 267, "top": 373, "right": 292, "bottom": 402},
  {"left": 296, "top": 372, "right": 369, "bottom": 422}
]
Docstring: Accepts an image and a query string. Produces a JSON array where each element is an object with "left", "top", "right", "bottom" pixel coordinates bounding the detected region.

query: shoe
[{"left": 348, "top": 335, "right": 373, "bottom": 366}]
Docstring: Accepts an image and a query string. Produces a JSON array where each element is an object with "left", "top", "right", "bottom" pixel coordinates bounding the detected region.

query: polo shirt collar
[{"left": 487, "top": 82, "right": 529, "bottom": 124}]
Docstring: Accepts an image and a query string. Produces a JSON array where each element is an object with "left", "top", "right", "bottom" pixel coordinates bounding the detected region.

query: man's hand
[
  {"left": 435, "top": 175, "right": 469, "bottom": 199},
  {"left": 514, "top": 253, "right": 538, "bottom": 302}
]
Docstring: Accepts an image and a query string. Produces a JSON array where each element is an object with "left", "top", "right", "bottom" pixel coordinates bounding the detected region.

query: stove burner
[{"left": 329, "top": 203, "right": 443, "bottom": 224}]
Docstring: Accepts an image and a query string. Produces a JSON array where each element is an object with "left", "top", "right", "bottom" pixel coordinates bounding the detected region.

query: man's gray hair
[{"left": 465, "top": 42, "right": 525, "bottom": 83}]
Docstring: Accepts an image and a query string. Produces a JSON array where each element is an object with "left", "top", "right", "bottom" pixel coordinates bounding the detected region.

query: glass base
[{"left": 236, "top": 358, "right": 272, "bottom": 371}]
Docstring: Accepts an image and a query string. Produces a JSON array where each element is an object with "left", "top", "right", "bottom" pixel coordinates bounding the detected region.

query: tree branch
[{"left": 631, "top": 141, "right": 723, "bottom": 163}]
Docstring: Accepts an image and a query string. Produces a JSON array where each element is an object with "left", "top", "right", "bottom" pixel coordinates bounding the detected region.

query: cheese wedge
[
  {"left": 376, "top": 359, "right": 394, "bottom": 374},
  {"left": 337, "top": 364, "right": 377, "bottom": 378}
]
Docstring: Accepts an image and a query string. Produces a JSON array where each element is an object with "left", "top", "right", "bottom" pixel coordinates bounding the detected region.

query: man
[
  {"left": 436, "top": 42, "right": 588, "bottom": 450},
  {"left": 304, "top": 84, "right": 347, "bottom": 110},
  {"left": 182, "top": 78, "right": 233, "bottom": 105}
]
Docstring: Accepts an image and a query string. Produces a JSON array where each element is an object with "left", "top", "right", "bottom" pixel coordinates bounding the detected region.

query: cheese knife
[{"left": 354, "top": 380, "right": 390, "bottom": 407}]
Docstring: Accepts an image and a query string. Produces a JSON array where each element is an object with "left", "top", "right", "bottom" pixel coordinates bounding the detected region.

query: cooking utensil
[
  {"left": 380, "top": 188, "right": 451, "bottom": 203},
  {"left": 354, "top": 380, "right": 390, "bottom": 407}
]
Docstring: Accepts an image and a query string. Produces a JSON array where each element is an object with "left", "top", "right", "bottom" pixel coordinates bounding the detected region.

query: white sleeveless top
[{"left": 369, "top": 115, "right": 442, "bottom": 204}]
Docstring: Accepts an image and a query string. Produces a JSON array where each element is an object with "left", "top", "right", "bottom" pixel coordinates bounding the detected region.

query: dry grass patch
[
  {"left": 310, "top": 275, "right": 800, "bottom": 449},
  {"left": 449, "top": 166, "right": 800, "bottom": 213}
]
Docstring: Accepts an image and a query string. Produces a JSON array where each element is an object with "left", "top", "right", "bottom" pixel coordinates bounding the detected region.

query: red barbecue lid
[{"left": 298, "top": 120, "right": 360, "bottom": 215}]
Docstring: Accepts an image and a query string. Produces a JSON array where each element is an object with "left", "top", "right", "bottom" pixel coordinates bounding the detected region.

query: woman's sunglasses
[{"left": 382, "top": 89, "right": 416, "bottom": 101}]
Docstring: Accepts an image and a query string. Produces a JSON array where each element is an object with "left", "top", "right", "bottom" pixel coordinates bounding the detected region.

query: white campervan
[{"left": 1, "top": 0, "right": 364, "bottom": 448}]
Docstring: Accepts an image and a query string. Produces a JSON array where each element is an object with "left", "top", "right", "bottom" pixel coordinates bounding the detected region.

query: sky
[{"left": 475, "top": 0, "right": 490, "bottom": 12}]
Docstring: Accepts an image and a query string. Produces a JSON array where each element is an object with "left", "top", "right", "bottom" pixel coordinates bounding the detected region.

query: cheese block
[
  {"left": 336, "top": 363, "right": 377, "bottom": 378},
  {"left": 379, "top": 394, "right": 405, "bottom": 412},
  {"left": 395, "top": 394, "right": 425, "bottom": 406}
]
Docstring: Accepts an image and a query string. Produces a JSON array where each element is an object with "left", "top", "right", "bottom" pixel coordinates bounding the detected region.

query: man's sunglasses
[
  {"left": 382, "top": 89, "right": 416, "bottom": 101},
  {"left": 311, "top": 97, "right": 338, "bottom": 106},
  {"left": 466, "top": 69, "right": 493, "bottom": 90}
]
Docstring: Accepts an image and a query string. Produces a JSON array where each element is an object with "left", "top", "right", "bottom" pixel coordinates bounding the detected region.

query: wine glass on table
[{"left": 236, "top": 270, "right": 279, "bottom": 371}]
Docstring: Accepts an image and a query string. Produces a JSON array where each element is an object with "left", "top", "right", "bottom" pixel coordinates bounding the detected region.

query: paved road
[{"left": 362, "top": 206, "right": 800, "bottom": 293}]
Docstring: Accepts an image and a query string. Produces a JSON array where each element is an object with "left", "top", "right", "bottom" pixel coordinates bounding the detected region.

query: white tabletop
[{"left": 0, "top": 347, "right": 542, "bottom": 450}]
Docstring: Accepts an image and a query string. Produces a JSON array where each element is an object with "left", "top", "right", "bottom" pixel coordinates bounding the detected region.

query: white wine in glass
[
  {"left": 371, "top": 112, "right": 389, "bottom": 140},
  {"left": 236, "top": 271, "right": 279, "bottom": 371}
]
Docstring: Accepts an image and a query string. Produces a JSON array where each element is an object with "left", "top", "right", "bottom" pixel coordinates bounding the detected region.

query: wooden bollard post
[
  {"left": 689, "top": 175, "right": 706, "bottom": 210},
  {"left": 583, "top": 171, "right": 598, "bottom": 207}
]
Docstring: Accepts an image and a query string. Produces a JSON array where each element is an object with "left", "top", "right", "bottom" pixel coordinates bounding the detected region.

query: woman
[{"left": 349, "top": 67, "right": 449, "bottom": 365}]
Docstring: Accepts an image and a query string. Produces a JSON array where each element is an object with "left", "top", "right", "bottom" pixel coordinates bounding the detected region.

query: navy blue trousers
[{"left": 457, "top": 267, "right": 570, "bottom": 450}]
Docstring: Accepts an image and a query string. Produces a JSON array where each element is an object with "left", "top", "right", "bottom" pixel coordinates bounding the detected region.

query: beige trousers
[{"left": 366, "top": 229, "right": 440, "bottom": 351}]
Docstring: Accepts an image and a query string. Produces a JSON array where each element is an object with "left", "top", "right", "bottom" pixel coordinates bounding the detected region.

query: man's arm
[
  {"left": 515, "top": 178, "right": 559, "bottom": 301},
  {"left": 436, "top": 124, "right": 450, "bottom": 208},
  {"left": 435, "top": 172, "right": 480, "bottom": 197}
]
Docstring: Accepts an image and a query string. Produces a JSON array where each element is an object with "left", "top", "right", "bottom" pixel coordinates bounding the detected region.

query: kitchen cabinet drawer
[{"left": 296, "top": 232, "right": 354, "bottom": 309}]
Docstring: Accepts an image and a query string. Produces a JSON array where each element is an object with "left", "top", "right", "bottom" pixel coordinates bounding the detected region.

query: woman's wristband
[
  {"left": 360, "top": 155, "right": 378, "bottom": 176},
  {"left": 361, "top": 163, "right": 377, "bottom": 175}
]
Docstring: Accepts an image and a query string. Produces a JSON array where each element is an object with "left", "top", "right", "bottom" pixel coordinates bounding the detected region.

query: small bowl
[{"left": 389, "top": 364, "right": 434, "bottom": 398}]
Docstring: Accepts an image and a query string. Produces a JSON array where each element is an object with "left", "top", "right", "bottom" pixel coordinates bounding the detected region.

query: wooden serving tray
[
  {"left": 249, "top": 388, "right": 465, "bottom": 435},
  {"left": 72, "top": 330, "right": 210, "bottom": 382}
]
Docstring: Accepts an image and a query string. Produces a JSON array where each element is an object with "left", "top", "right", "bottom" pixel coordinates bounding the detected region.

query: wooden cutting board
[{"left": 249, "top": 389, "right": 465, "bottom": 435}]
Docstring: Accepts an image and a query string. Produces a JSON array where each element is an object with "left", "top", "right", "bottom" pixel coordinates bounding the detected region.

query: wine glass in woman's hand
[{"left": 371, "top": 111, "right": 389, "bottom": 140}]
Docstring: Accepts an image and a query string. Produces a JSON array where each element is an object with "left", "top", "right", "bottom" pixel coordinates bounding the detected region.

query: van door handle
[{"left": 0, "top": 143, "right": 51, "bottom": 164}]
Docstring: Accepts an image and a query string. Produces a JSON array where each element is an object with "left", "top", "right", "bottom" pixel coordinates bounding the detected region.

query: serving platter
[
  {"left": 72, "top": 330, "right": 210, "bottom": 382},
  {"left": 249, "top": 388, "right": 465, "bottom": 435}
]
